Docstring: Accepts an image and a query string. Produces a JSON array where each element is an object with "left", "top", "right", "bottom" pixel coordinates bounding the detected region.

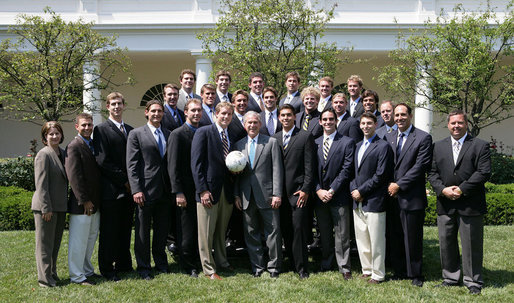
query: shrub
[
  {"left": 425, "top": 196, "right": 437, "bottom": 226},
  {"left": 485, "top": 182, "right": 514, "bottom": 194},
  {"left": 489, "top": 149, "right": 514, "bottom": 184},
  {"left": 0, "top": 157, "right": 35, "bottom": 191},
  {"left": 0, "top": 186, "right": 34, "bottom": 231}
]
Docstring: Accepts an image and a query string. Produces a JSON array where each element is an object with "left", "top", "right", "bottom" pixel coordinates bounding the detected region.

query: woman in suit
[{"left": 31, "top": 121, "right": 68, "bottom": 288}]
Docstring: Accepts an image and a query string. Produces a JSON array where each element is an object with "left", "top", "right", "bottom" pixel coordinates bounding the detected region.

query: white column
[
  {"left": 414, "top": 67, "right": 433, "bottom": 134},
  {"left": 83, "top": 61, "right": 102, "bottom": 126},
  {"left": 191, "top": 50, "right": 213, "bottom": 95}
]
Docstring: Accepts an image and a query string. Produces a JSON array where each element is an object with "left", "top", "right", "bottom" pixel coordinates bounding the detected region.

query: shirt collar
[
  {"left": 247, "top": 134, "right": 259, "bottom": 145},
  {"left": 451, "top": 133, "right": 467, "bottom": 146},
  {"left": 398, "top": 124, "right": 413, "bottom": 137},
  {"left": 265, "top": 108, "right": 277, "bottom": 116},
  {"left": 146, "top": 122, "right": 161, "bottom": 134},
  {"left": 108, "top": 117, "right": 124, "bottom": 129},
  {"left": 202, "top": 103, "right": 215, "bottom": 113},
  {"left": 250, "top": 92, "right": 262, "bottom": 101},
  {"left": 185, "top": 122, "right": 198, "bottom": 132},
  {"left": 387, "top": 124, "right": 398, "bottom": 132},
  {"left": 78, "top": 134, "right": 92, "bottom": 144},
  {"left": 217, "top": 90, "right": 229, "bottom": 101},
  {"left": 338, "top": 111, "right": 347, "bottom": 121},
  {"left": 283, "top": 127, "right": 294, "bottom": 139},
  {"left": 215, "top": 122, "right": 227, "bottom": 135},
  {"left": 364, "top": 134, "right": 377, "bottom": 144},
  {"left": 181, "top": 88, "right": 193, "bottom": 99},
  {"left": 323, "top": 131, "right": 337, "bottom": 142},
  {"left": 288, "top": 91, "right": 298, "bottom": 98}
]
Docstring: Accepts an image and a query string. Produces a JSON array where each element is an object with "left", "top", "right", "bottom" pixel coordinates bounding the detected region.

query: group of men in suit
[{"left": 64, "top": 68, "right": 490, "bottom": 295}]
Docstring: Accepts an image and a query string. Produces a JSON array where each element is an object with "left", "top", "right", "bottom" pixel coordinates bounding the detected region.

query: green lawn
[{"left": 0, "top": 226, "right": 512, "bottom": 302}]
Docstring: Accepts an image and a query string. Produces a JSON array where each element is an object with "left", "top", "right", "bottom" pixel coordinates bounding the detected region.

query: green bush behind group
[{"left": 1, "top": 149, "right": 512, "bottom": 231}]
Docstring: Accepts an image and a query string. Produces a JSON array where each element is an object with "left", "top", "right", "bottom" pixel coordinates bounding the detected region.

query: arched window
[{"left": 139, "top": 83, "right": 167, "bottom": 106}]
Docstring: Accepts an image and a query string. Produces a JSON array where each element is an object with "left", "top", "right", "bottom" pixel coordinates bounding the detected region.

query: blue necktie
[
  {"left": 249, "top": 139, "right": 256, "bottom": 167},
  {"left": 156, "top": 129, "right": 164, "bottom": 158},
  {"left": 267, "top": 112, "right": 275, "bottom": 135},
  {"left": 396, "top": 133, "right": 404, "bottom": 160}
]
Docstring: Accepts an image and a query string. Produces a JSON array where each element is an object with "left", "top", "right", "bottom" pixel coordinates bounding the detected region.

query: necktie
[
  {"left": 88, "top": 141, "right": 95, "bottom": 154},
  {"left": 119, "top": 124, "right": 126, "bottom": 137},
  {"left": 303, "top": 114, "right": 311, "bottom": 131},
  {"left": 258, "top": 96, "right": 264, "bottom": 111},
  {"left": 283, "top": 134, "right": 290, "bottom": 150},
  {"left": 155, "top": 129, "right": 164, "bottom": 157},
  {"left": 285, "top": 96, "right": 291, "bottom": 104},
  {"left": 267, "top": 112, "right": 275, "bottom": 135},
  {"left": 351, "top": 101, "right": 356, "bottom": 116},
  {"left": 453, "top": 141, "right": 461, "bottom": 165},
  {"left": 387, "top": 126, "right": 392, "bottom": 133},
  {"left": 221, "top": 130, "right": 229, "bottom": 158},
  {"left": 210, "top": 109, "right": 214, "bottom": 123},
  {"left": 396, "top": 132, "right": 404, "bottom": 159},
  {"left": 222, "top": 95, "right": 228, "bottom": 102},
  {"left": 186, "top": 94, "right": 191, "bottom": 101},
  {"left": 249, "top": 139, "right": 256, "bottom": 167},
  {"left": 323, "top": 137, "right": 330, "bottom": 162},
  {"left": 318, "top": 99, "right": 326, "bottom": 112},
  {"left": 358, "top": 140, "right": 369, "bottom": 167}
]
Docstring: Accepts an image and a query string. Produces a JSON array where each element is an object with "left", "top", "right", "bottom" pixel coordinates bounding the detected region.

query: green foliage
[
  {"left": 0, "top": 157, "right": 35, "bottom": 191},
  {"left": 377, "top": 1, "right": 513, "bottom": 136},
  {"left": 425, "top": 188, "right": 513, "bottom": 226},
  {"left": 0, "top": 8, "right": 134, "bottom": 123},
  {"left": 0, "top": 186, "right": 34, "bottom": 231},
  {"left": 197, "top": 0, "right": 350, "bottom": 96},
  {"left": 489, "top": 149, "right": 514, "bottom": 184}
]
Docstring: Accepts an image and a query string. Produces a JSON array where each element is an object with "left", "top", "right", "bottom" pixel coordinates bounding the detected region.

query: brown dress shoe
[
  {"left": 368, "top": 279, "right": 381, "bottom": 284},
  {"left": 206, "top": 273, "right": 222, "bottom": 280},
  {"left": 343, "top": 272, "right": 352, "bottom": 280},
  {"left": 361, "top": 274, "right": 371, "bottom": 279}
]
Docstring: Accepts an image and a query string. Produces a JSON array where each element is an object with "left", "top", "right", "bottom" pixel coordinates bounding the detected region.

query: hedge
[
  {"left": 0, "top": 157, "right": 35, "bottom": 191},
  {"left": 0, "top": 186, "right": 34, "bottom": 230}
]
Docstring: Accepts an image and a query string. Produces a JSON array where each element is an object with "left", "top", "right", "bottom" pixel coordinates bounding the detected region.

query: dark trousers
[
  {"left": 98, "top": 197, "right": 134, "bottom": 277},
  {"left": 179, "top": 196, "right": 199, "bottom": 272},
  {"left": 315, "top": 203, "right": 351, "bottom": 273},
  {"left": 134, "top": 197, "right": 170, "bottom": 276},
  {"left": 438, "top": 213, "right": 483, "bottom": 289},
  {"left": 280, "top": 200, "right": 309, "bottom": 274},
  {"left": 390, "top": 203, "right": 425, "bottom": 279},
  {"left": 166, "top": 196, "right": 179, "bottom": 247}
]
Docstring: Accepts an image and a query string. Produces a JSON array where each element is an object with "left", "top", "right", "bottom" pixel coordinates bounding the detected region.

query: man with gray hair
[{"left": 234, "top": 111, "right": 284, "bottom": 278}]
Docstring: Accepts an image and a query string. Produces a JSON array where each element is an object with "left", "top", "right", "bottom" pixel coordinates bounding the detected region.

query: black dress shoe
[
  {"left": 140, "top": 274, "right": 154, "bottom": 281},
  {"left": 390, "top": 274, "right": 406, "bottom": 281},
  {"left": 412, "top": 278, "right": 424, "bottom": 287},
  {"left": 343, "top": 272, "right": 352, "bottom": 280},
  {"left": 87, "top": 273, "right": 102, "bottom": 279},
  {"left": 107, "top": 275, "right": 121, "bottom": 282},
  {"left": 253, "top": 271, "right": 263, "bottom": 278},
  {"left": 189, "top": 270, "right": 198, "bottom": 278},
  {"left": 299, "top": 272, "right": 310, "bottom": 279},
  {"left": 270, "top": 272, "right": 280, "bottom": 278},
  {"left": 435, "top": 281, "right": 459, "bottom": 287},
  {"left": 220, "top": 265, "right": 235, "bottom": 272},
  {"left": 468, "top": 286, "right": 481, "bottom": 295}
]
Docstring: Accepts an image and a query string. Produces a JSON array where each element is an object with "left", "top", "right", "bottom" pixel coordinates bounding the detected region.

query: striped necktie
[
  {"left": 283, "top": 134, "right": 290, "bottom": 150},
  {"left": 221, "top": 130, "right": 229, "bottom": 158},
  {"left": 303, "top": 114, "right": 311, "bottom": 131},
  {"left": 323, "top": 137, "right": 330, "bottom": 162}
]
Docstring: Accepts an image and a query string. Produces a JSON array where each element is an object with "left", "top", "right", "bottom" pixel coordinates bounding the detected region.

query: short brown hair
[
  {"left": 106, "top": 92, "right": 125, "bottom": 105},
  {"left": 215, "top": 101, "right": 234, "bottom": 114},
  {"left": 185, "top": 98, "right": 202, "bottom": 112},
  {"left": 300, "top": 87, "right": 320, "bottom": 101},
  {"left": 145, "top": 100, "right": 164, "bottom": 112},
  {"left": 360, "top": 112, "right": 377, "bottom": 123},
  {"left": 201, "top": 83, "right": 216, "bottom": 95},
  {"left": 75, "top": 112, "right": 93, "bottom": 124},
  {"left": 215, "top": 70, "right": 232, "bottom": 82},
  {"left": 394, "top": 102, "right": 412, "bottom": 115},
  {"left": 319, "top": 76, "right": 334, "bottom": 87},
  {"left": 249, "top": 72, "right": 265, "bottom": 83},
  {"left": 231, "top": 89, "right": 249, "bottom": 103},
  {"left": 447, "top": 109, "right": 467, "bottom": 122},
  {"left": 179, "top": 69, "right": 196, "bottom": 81},
  {"left": 41, "top": 121, "right": 64, "bottom": 145},
  {"left": 263, "top": 86, "right": 278, "bottom": 98},
  {"left": 163, "top": 83, "right": 180, "bottom": 95},
  {"left": 333, "top": 93, "right": 347, "bottom": 102},
  {"left": 347, "top": 75, "right": 363, "bottom": 87},
  {"left": 285, "top": 71, "right": 301, "bottom": 83},
  {"left": 362, "top": 90, "right": 379, "bottom": 104}
]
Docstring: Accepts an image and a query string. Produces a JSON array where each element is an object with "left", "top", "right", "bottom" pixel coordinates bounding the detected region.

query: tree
[
  {"left": 376, "top": 2, "right": 513, "bottom": 136},
  {"left": 0, "top": 8, "right": 133, "bottom": 123},
  {"left": 197, "top": 0, "right": 350, "bottom": 97}
]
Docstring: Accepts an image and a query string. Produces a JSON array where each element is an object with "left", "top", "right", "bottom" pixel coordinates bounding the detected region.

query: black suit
[
  {"left": 315, "top": 133, "right": 355, "bottom": 273},
  {"left": 167, "top": 123, "right": 200, "bottom": 273},
  {"left": 93, "top": 120, "right": 134, "bottom": 278},
  {"left": 260, "top": 110, "right": 282, "bottom": 136},
  {"left": 350, "top": 97, "right": 364, "bottom": 119},
  {"left": 385, "top": 126, "right": 432, "bottom": 280},
  {"left": 199, "top": 108, "right": 215, "bottom": 127},
  {"left": 126, "top": 125, "right": 171, "bottom": 277},
  {"left": 337, "top": 112, "right": 363, "bottom": 143},
  {"left": 296, "top": 110, "right": 322, "bottom": 139},
  {"left": 428, "top": 134, "right": 490, "bottom": 289},
  {"left": 248, "top": 94, "right": 263, "bottom": 113},
  {"left": 228, "top": 115, "right": 247, "bottom": 143},
  {"left": 274, "top": 127, "right": 315, "bottom": 275},
  {"left": 161, "top": 106, "right": 185, "bottom": 134}
]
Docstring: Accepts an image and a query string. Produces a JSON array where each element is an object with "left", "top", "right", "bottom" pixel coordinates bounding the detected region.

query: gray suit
[
  {"left": 32, "top": 146, "right": 67, "bottom": 287},
  {"left": 279, "top": 91, "right": 303, "bottom": 113},
  {"left": 234, "top": 134, "right": 284, "bottom": 274},
  {"left": 177, "top": 88, "right": 201, "bottom": 111}
]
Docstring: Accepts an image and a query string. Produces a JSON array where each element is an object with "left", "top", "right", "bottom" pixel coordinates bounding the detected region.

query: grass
[{"left": 0, "top": 226, "right": 512, "bottom": 302}]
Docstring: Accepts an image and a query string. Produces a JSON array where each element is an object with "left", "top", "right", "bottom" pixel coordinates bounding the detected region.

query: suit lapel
[
  {"left": 143, "top": 125, "right": 160, "bottom": 153},
  {"left": 284, "top": 128, "right": 299, "bottom": 157},
  {"left": 397, "top": 127, "right": 416, "bottom": 164},
  {"left": 252, "top": 136, "right": 265, "bottom": 168},
  {"left": 107, "top": 119, "right": 127, "bottom": 142},
  {"left": 324, "top": 133, "right": 339, "bottom": 168},
  {"left": 455, "top": 135, "right": 473, "bottom": 167},
  {"left": 359, "top": 138, "right": 378, "bottom": 169},
  {"left": 47, "top": 146, "right": 66, "bottom": 179}
]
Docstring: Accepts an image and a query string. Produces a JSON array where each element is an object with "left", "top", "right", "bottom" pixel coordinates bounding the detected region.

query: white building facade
[{"left": 0, "top": 0, "right": 512, "bottom": 156}]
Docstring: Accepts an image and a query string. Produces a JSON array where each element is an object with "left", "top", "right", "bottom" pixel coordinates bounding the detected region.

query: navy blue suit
[
  {"left": 296, "top": 110, "right": 322, "bottom": 139},
  {"left": 247, "top": 94, "right": 263, "bottom": 113},
  {"left": 259, "top": 111, "right": 282, "bottom": 136},
  {"left": 337, "top": 112, "right": 363, "bottom": 143},
  {"left": 161, "top": 106, "right": 185, "bottom": 134},
  {"left": 314, "top": 132, "right": 355, "bottom": 273}
]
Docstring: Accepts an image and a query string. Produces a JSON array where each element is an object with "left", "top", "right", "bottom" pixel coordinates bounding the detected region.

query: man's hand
[
  {"left": 294, "top": 190, "right": 309, "bottom": 208},
  {"left": 83, "top": 201, "right": 95, "bottom": 215},
  {"left": 388, "top": 182, "right": 400, "bottom": 197},
  {"left": 317, "top": 189, "right": 333, "bottom": 203},
  {"left": 351, "top": 190, "right": 363, "bottom": 202},
  {"left": 200, "top": 190, "right": 213, "bottom": 208},
  {"left": 42, "top": 212, "right": 53, "bottom": 222},
  {"left": 234, "top": 196, "right": 243, "bottom": 211},
  {"left": 442, "top": 186, "right": 462, "bottom": 200},
  {"left": 133, "top": 192, "right": 145, "bottom": 207},
  {"left": 271, "top": 196, "right": 281, "bottom": 209},
  {"left": 176, "top": 193, "right": 187, "bottom": 208}
]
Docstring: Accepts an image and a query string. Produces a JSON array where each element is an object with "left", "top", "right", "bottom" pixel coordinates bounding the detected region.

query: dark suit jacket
[
  {"left": 337, "top": 112, "right": 363, "bottom": 143},
  {"left": 234, "top": 135, "right": 284, "bottom": 210},
  {"left": 350, "top": 136, "right": 393, "bottom": 212},
  {"left": 386, "top": 126, "right": 433, "bottom": 211},
  {"left": 428, "top": 135, "right": 490, "bottom": 216},
  {"left": 198, "top": 108, "right": 215, "bottom": 127},
  {"left": 161, "top": 106, "right": 185, "bottom": 134},
  {"left": 248, "top": 94, "right": 263, "bottom": 113},
  {"left": 296, "top": 110, "right": 322, "bottom": 139},
  {"left": 279, "top": 91, "right": 303, "bottom": 113},
  {"left": 315, "top": 133, "right": 355, "bottom": 207},
  {"left": 214, "top": 92, "right": 233, "bottom": 108},
  {"left": 126, "top": 125, "right": 171, "bottom": 202},
  {"left": 32, "top": 146, "right": 68, "bottom": 213},
  {"left": 259, "top": 111, "right": 282, "bottom": 136},
  {"left": 167, "top": 124, "right": 197, "bottom": 202},
  {"left": 318, "top": 95, "right": 332, "bottom": 112},
  {"left": 65, "top": 136, "right": 102, "bottom": 214},
  {"left": 93, "top": 120, "right": 133, "bottom": 201},
  {"left": 351, "top": 97, "right": 364, "bottom": 119},
  {"left": 228, "top": 115, "right": 247, "bottom": 143},
  {"left": 191, "top": 124, "right": 235, "bottom": 204},
  {"left": 274, "top": 128, "right": 315, "bottom": 207},
  {"left": 375, "top": 112, "right": 385, "bottom": 128}
]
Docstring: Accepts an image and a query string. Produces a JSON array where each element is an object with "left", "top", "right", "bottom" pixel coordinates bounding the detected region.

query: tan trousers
[
  {"left": 34, "top": 211, "right": 66, "bottom": 286},
  {"left": 353, "top": 204, "right": 386, "bottom": 281},
  {"left": 196, "top": 188, "right": 233, "bottom": 275}
]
